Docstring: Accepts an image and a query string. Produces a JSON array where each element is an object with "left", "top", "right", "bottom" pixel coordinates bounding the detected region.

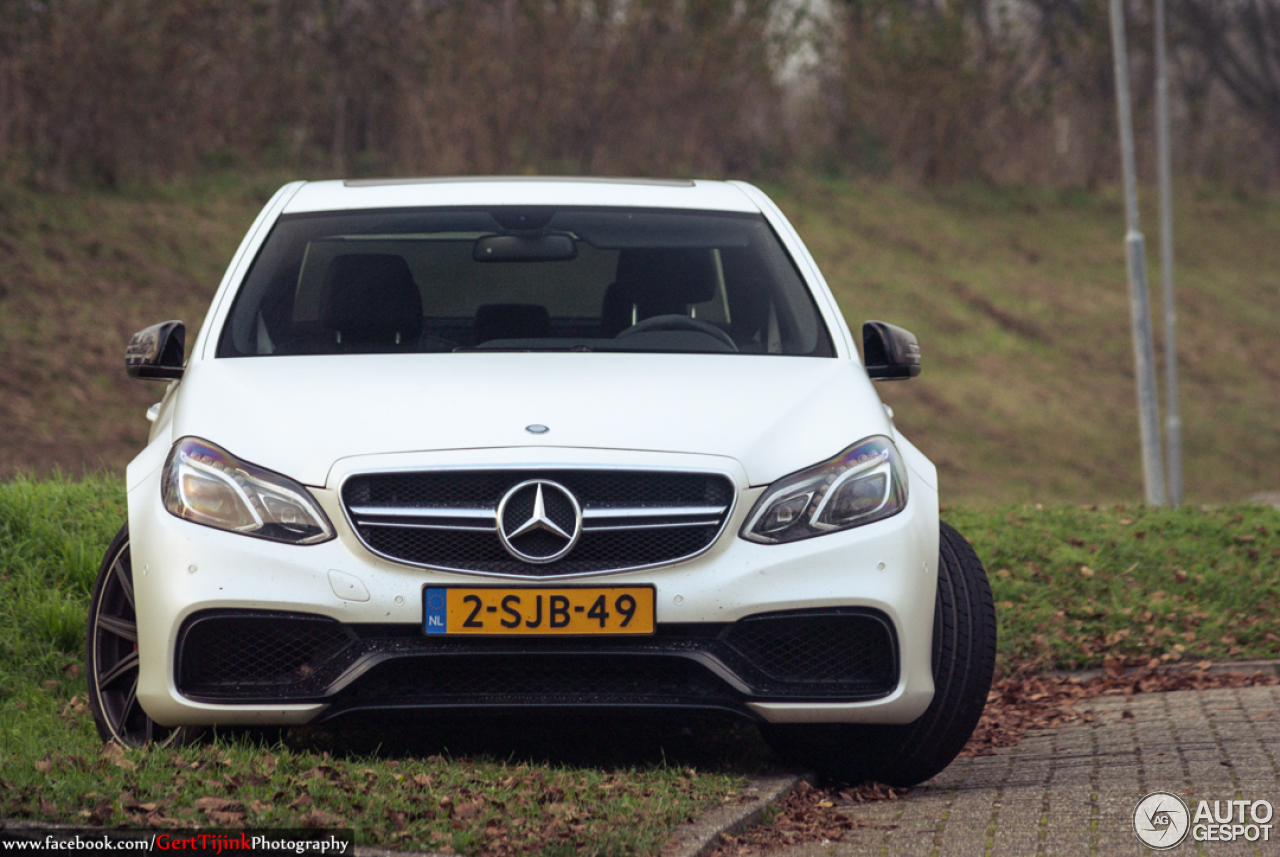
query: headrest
[
  {"left": 320, "top": 254, "right": 422, "bottom": 343},
  {"left": 473, "top": 303, "right": 551, "bottom": 344},
  {"left": 613, "top": 249, "right": 718, "bottom": 315}
]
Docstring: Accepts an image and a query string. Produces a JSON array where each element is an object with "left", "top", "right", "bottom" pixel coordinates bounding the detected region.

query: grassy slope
[
  {"left": 769, "top": 177, "right": 1280, "bottom": 504},
  {"left": 2, "top": 174, "right": 1279, "bottom": 503},
  {"left": 0, "top": 178, "right": 271, "bottom": 479}
]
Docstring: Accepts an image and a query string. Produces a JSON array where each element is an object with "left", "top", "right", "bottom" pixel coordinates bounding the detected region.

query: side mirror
[
  {"left": 862, "top": 320, "right": 921, "bottom": 380},
  {"left": 125, "top": 320, "right": 186, "bottom": 381}
]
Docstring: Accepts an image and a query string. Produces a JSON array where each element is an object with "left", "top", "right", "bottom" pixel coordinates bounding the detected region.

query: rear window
[{"left": 216, "top": 207, "right": 835, "bottom": 357}]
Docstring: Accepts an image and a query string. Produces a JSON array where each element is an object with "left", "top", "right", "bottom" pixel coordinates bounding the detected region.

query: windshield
[{"left": 216, "top": 207, "right": 835, "bottom": 357}]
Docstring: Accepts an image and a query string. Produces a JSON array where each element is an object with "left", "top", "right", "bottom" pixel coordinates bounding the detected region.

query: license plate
[{"left": 423, "top": 586, "right": 655, "bottom": 636}]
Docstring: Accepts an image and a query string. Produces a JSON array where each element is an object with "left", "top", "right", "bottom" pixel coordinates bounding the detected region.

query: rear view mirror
[
  {"left": 862, "top": 320, "right": 921, "bottom": 380},
  {"left": 125, "top": 320, "right": 185, "bottom": 380},
  {"left": 474, "top": 234, "right": 576, "bottom": 262}
]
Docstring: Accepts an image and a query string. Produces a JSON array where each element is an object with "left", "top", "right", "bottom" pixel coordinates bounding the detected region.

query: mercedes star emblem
[{"left": 495, "top": 480, "right": 583, "bottom": 563}]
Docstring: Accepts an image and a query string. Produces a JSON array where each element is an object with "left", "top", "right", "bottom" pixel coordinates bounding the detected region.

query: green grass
[
  {"left": 0, "top": 475, "right": 125, "bottom": 684},
  {"left": 0, "top": 476, "right": 760, "bottom": 853},
  {"left": 945, "top": 502, "right": 1280, "bottom": 674},
  {"left": 4, "top": 477, "right": 1278, "bottom": 851}
]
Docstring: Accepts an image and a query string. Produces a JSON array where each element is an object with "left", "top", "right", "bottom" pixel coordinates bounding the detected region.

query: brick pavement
[{"left": 769, "top": 685, "right": 1280, "bottom": 856}]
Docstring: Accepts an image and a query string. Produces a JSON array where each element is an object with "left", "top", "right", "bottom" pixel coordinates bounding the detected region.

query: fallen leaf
[
  {"left": 207, "top": 811, "right": 245, "bottom": 825},
  {"left": 301, "top": 765, "right": 337, "bottom": 781},
  {"left": 60, "top": 695, "right": 90, "bottom": 718},
  {"left": 298, "top": 809, "right": 343, "bottom": 828},
  {"left": 101, "top": 743, "right": 136, "bottom": 770},
  {"left": 194, "top": 796, "right": 240, "bottom": 813}
]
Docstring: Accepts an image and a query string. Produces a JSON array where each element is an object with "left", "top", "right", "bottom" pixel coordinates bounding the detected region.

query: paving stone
[{"left": 757, "top": 686, "right": 1280, "bottom": 856}]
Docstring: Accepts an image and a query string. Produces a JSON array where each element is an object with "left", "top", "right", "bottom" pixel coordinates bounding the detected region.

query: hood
[{"left": 170, "top": 353, "right": 892, "bottom": 487}]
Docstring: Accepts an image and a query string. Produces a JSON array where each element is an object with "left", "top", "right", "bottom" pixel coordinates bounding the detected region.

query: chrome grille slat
[
  {"left": 341, "top": 469, "right": 736, "bottom": 577},
  {"left": 581, "top": 506, "right": 728, "bottom": 519},
  {"left": 583, "top": 520, "right": 723, "bottom": 532},
  {"left": 359, "top": 520, "right": 496, "bottom": 532},
  {"left": 349, "top": 506, "right": 494, "bottom": 519}
]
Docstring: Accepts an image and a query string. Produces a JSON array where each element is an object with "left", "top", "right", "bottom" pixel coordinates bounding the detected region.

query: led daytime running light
[
  {"left": 162, "top": 437, "right": 334, "bottom": 545},
  {"left": 740, "top": 436, "right": 907, "bottom": 544}
]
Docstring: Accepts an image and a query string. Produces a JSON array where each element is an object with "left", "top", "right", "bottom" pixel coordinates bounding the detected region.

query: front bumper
[{"left": 127, "top": 447, "right": 940, "bottom": 727}]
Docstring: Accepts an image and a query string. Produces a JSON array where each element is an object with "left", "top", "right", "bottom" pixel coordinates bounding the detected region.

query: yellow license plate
[{"left": 422, "top": 586, "right": 655, "bottom": 635}]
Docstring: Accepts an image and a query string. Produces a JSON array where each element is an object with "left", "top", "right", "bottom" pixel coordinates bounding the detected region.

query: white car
[{"left": 88, "top": 177, "right": 995, "bottom": 786}]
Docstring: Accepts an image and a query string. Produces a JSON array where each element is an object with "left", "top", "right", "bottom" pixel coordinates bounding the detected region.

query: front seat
[
  {"left": 319, "top": 254, "right": 423, "bottom": 351},
  {"left": 601, "top": 248, "right": 718, "bottom": 336}
]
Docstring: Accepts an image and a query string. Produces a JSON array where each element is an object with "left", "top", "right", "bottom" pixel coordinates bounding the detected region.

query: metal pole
[
  {"left": 1108, "top": 0, "right": 1166, "bottom": 505},
  {"left": 1155, "top": 0, "right": 1182, "bottom": 506}
]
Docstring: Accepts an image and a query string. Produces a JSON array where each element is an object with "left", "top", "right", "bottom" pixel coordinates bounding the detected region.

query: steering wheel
[{"left": 615, "top": 314, "right": 738, "bottom": 351}]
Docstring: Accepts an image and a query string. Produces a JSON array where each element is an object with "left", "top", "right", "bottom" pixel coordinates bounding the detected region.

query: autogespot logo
[
  {"left": 1133, "top": 793, "right": 1276, "bottom": 848},
  {"left": 1134, "top": 792, "right": 1190, "bottom": 850}
]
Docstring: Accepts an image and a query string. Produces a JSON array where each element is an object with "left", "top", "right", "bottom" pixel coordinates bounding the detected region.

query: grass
[
  {"left": 763, "top": 175, "right": 1280, "bottom": 505},
  {"left": 945, "top": 501, "right": 1280, "bottom": 674},
  {"left": 3, "top": 476, "right": 1278, "bottom": 852},
  {"left": 0, "top": 476, "right": 761, "bottom": 854},
  {"left": 4, "top": 174, "right": 1280, "bottom": 506}
]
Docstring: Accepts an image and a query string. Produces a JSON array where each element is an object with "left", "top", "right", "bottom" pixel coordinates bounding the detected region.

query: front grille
[
  {"left": 338, "top": 655, "right": 733, "bottom": 708},
  {"left": 174, "top": 608, "right": 898, "bottom": 712},
  {"left": 177, "top": 612, "right": 357, "bottom": 696},
  {"left": 342, "top": 469, "right": 735, "bottom": 576},
  {"left": 723, "top": 610, "right": 897, "bottom": 688}
]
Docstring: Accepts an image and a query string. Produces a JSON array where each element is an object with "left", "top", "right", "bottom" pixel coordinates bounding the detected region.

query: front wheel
[
  {"left": 763, "top": 521, "right": 997, "bottom": 786},
  {"left": 85, "top": 524, "right": 202, "bottom": 747}
]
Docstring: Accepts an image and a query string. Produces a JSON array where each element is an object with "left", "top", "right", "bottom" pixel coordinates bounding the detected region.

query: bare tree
[{"left": 1173, "top": 0, "right": 1280, "bottom": 173}]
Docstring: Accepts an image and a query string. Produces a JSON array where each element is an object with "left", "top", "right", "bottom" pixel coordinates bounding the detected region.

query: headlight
[
  {"left": 740, "top": 436, "right": 907, "bottom": 544},
  {"left": 162, "top": 437, "right": 334, "bottom": 544}
]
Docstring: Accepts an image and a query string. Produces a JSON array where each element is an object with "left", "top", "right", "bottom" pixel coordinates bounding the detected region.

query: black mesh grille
[
  {"left": 359, "top": 524, "right": 721, "bottom": 575},
  {"left": 177, "top": 612, "right": 356, "bottom": 696},
  {"left": 343, "top": 469, "right": 734, "bottom": 575},
  {"left": 175, "top": 608, "right": 898, "bottom": 709},
  {"left": 337, "top": 655, "right": 733, "bottom": 707},
  {"left": 722, "top": 610, "right": 896, "bottom": 687},
  {"left": 345, "top": 470, "right": 733, "bottom": 510}
]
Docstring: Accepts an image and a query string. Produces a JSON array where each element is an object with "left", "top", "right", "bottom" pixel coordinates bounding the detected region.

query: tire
[
  {"left": 762, "top": 521, "right": 997, "bottom": 786},
  {"left": 86, "top": 524, "right": 203, "bottom": 747}
]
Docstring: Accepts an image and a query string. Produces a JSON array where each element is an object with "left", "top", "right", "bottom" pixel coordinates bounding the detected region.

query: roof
[{"left": 281, "top": 177, "right": 762, "bottom": 214}]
